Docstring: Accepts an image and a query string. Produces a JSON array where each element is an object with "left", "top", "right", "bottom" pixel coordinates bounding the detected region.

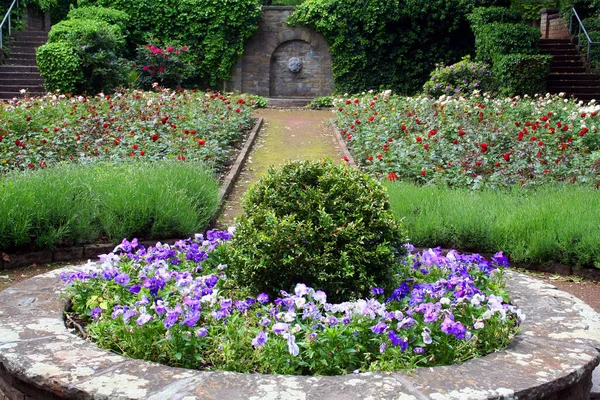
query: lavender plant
[{"left": 63, "top": 230, "right": 521, "bottom": 375}]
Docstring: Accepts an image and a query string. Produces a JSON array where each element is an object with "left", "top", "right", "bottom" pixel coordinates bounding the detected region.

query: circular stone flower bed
[{"left": 0, "top": 268, "right": 599, "bottom": 399}]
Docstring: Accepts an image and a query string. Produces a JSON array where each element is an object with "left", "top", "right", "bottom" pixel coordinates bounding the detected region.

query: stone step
[
  {"left": 547, "top": 85, "right": 600, "bottom": 93},
  {"left": 540, "top": 39, "right": 572, "bottom": 44},
  {"left": 0, "top": 78, "right": 44, "bottom": 86},
  {"left": 7, "top": 46, "right": 39, "bottom": 54},
  {"left": 267, "top": 97, "right": 313, "bottom": 108},
  {"left": 551, "top": 66, "right": 588, "bottom": 73},
  {"left": 549, "top": 73, "right": 600, "bottom": 80},
  {"left": 541, "top": 49, "right": 579, "bottom": 56},
  {"left": 552, "top": 60, "right": 586, "bottom": 68},
  {"left": 539, "top": 44, "right": 577, "bottom": 51},
  {"left": 6, "top": 53, "right": 37, "bottom": 60},
  {"left": 551, "top": 55, "right": 582, "bottom": 62},
  {"left": 4, "top": 59, "right": 38, "bottom": 66},
  {"left": 0, "top": 65, "right": 41, "bottom": 73}
]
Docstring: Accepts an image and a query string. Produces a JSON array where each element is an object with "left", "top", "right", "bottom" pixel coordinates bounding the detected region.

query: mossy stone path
[{"left": 216, "top": 108, "right": 343, "bottom": 228}]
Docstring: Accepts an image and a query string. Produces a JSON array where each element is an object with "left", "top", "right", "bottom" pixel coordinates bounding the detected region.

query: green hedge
[
  {"left": 0, "top": 162, "right": 220, "bottom": 253},
  {"left": 386, "top": 182, "right": 600, "bottom": 269},
  {"left": 474, "top": 22, "right": 541, "bottom": 65},
  {"left": 493, "top": 53, "right": 553, "bottom": 95},
  {"left": 423, "top": 55, "right": 494, "bottom": 97},
  {"left": 288, "top": 0, "right": 510, "bottom": 95},
  {"left": 468, "top": 6, "right": 522, "bottom": 29},
  {"left": 36, "top": 42, "right": 84, "bottom": 93}
]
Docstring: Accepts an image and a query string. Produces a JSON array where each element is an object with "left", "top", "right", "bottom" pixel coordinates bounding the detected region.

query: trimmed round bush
[
  {"left": 36, "top": 41, "right": 84, "bottom": 93},
  {"left": 67, "top": 6, "right": 130, "bottom": 34},
  {"left": 226, "top": 160, "right": 407, "bottom": 303}
]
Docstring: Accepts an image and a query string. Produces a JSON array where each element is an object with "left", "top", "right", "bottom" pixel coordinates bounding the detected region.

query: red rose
[
  {"left": 387, "top": 172, "right": 398, "bottom": 182},
  {"left": 503, "top": 153, "right": 510, "bottom": 162},
  {"left": 198, "top": 139, "right": 205, "bottom": 146},
  {"left": 480, "top": 143, "right": 488, "bottom": 153},
  {"left": 421, "top": 170, "right": 426, "bottom": 176},
  {"left": 151, "top": 134, "right": 160, "bottom": 141}
]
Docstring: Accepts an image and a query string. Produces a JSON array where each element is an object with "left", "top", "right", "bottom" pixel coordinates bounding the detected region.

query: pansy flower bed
[
  {"left": 0, "top": 89, "right": 256, "bottom": 175},
  {"left": 336, "top": 91, "right": 600, "bottom": 188},
  {"left": 63, "top": 230, "right": 521, "bottom": 375}
]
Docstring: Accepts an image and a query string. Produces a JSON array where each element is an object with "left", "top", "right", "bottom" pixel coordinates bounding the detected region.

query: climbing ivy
[{"left": 288, "top": 0, "right": 509, "bottom": 95}]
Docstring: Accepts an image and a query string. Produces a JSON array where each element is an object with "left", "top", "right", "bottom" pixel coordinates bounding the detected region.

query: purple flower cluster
[{"left": 63, "top": 230, "right": 522, "bottom": 372}]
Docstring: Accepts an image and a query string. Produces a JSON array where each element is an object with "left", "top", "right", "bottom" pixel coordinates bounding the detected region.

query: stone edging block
[{"left": 0, "top": 270, "right": 598, "bottom": 399}]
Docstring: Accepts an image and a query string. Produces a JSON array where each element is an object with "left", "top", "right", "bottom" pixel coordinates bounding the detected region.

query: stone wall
[
  {"left": 541, "top": 8, "right": 571, "bottom": 39},
  {"left": 226, "top": 6, "right": 333, "bottom": 98}
]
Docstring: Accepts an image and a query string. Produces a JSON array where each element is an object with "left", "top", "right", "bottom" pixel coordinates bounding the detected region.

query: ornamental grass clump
[
  {"left": 225, "top": 160, "right": 407, "bottom": 303},
  {"left": 63, "top": 232, "right": 521, "bottom": 375}
]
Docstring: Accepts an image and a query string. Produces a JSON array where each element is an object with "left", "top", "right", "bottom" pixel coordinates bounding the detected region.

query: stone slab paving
[{"left": 0, "top": 269, "right": 599, "bottom": 399}]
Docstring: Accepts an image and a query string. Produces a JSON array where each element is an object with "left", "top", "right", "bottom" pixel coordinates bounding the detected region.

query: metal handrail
[
  {"left": 0, "top": 0, "right": 19, "bottom": 49},
  {"left": 569, "top": 7, "right": 598, "bottom": 62}
]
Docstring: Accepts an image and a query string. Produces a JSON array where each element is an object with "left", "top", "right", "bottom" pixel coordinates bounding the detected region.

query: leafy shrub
[
  {"left": 579, "top": 29, "right": 600, "bottom": 71},
  {"left": 42, "top": 18, "right": 128, "bottom": 93},
  {"left": 583, "top": 17, "right": 600, "bottom": 32},
  {"left": 289, "top": 0, "right": 510, "bottom": 95},
  {"left": 474, "top": 22, "right": 541, "bottom": 65},
  {"left": 468, "top": 6, "right": 522, "bottom": 29},
  {"left": 423, "top": 56, "right": 494, "bottom": 97},
  {"left": 493, "top": 53, "right": 552, "bottom": 95},
  {"left": 0, "top": 161, "right": 220, "bottom": 252},
  {"left": 67, "top": 6, "right": 130, "bottom": 34},
  {"left": 76, "top": 0, "right": 262, "bottom": 87},
  {"left": 135, "top": 44, "right": 196, "bottom": 89},
  {"left": 508, "top": 0, "right": 551, "bottom": 21},
  {"left": 36, "top": 42, "right": 84, "bottom": 93},
  {"left": 226, "top": 160, "right": 407, "bottom": 303},
  {"left": 309, "top": 96, "right": 334, "bottom": 109}
]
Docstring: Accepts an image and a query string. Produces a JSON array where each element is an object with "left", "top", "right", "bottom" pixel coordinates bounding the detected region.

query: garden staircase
[
  {"left": 0, "top": 30, "right": 47, "bottom": 100},
  {"left": 540, "top": 38, "right": 600, "bottom": 102}
]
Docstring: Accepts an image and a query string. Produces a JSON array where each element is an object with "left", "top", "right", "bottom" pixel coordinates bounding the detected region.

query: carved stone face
[{"left": 288, "top": 57, "right": 303, "bottom": 73}]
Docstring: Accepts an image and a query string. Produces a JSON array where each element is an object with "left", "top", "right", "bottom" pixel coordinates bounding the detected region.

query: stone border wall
[
  {"left": 226, "top": 6, "right": 333, "bottom": 98},
  {"left": 541, "top": 8, "right": 571, "bottom": 39},
  {"left": 0, "top": 270, "right": 598, "bottom": 399},
  {"left": 0, "top": 118, "right": 264, "bottom": 271}
]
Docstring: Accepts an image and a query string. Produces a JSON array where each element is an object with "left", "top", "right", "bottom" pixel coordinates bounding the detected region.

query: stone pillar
[{"left": 540, "top": 8, "right": 570, "bottom": 39}]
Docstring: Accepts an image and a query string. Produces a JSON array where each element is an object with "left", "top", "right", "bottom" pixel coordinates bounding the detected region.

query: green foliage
[
  {"left": 309, "top": 96, "right": 334, "bottom": 109},
  {"left": 21, "top": 0, "right": 58, "bottom": 11},
  {"left": 0, "top": 161, "right": 220, "bottom": 252},
  {"left": 36, "top": 42, "right": 84, "bottom": 93},
  {"left": 386, "top": 182, "right": 600, "bottom": 268},
  {"left": 261, "top": 0, "right": 305, "bottom": 4},
  {"left": 468, "top": 6, "right": 522, "bottom": 29},
  {"left": 510, "top": 0, "right": 558, "bottom": 21},
  {"left": 423, "top": 56, "right": 494, "bottom": 97},
  {"left": 135, "top": 44, "right": 197, "bottom": 89},
  {"left": 67, "top": 6, "right": 130, "bottom": 33},
  {"left": 289, "top": 0, "right": 510, "bottom": 95},
  {"left": 226, "top": 160, "right": 407, "bottom": 303},
  {"left": 580, "top": 30, "right": 600, "bottom": 70},
  {"left": 474, "top": 22, "right": 541, "bottom": 64},
  {"left": 583, "top": 16, "right": 600, "bottom": 31},
  {"left": 493, "top": 53, "right": 552, "bottom": 95},
  {"left": 43, "top": 18, "right": 128, "bottom": 94},
  {"left": 76, "top": 0, "right": 262, "bottom": 87},
  {"left": 50, "top": 0, "right": 77, "bottom": 24}
]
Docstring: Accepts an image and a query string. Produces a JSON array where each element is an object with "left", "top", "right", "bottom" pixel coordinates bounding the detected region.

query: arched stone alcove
[{"left": 227, "top": 6, "right": 333, "bottom": 99}]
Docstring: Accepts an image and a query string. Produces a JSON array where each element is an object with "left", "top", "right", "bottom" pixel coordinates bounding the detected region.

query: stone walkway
[{"left": 215, "top": 108, "right": 343, "bottom": 228}]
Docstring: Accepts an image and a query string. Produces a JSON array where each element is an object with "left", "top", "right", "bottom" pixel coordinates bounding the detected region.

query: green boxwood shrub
[
  {"left": 225, "top": 160, "right": 407, "bottom": 303},
  {"left": 468, "top": 6, "right": 522, "bottom": 30},
  {"left": 423, "top": 55, "right": 494, "bottom": 97},
  {"left": 40, "top": 18, "right": 128, "bottom": 94},
  {"left": 493, "top": 53, "right": 553, "bottom": 95},
  {"left": 474, "top": 22, "right": 541, "bottom": 65},
  {"left": 36, "top": 41, "right": 84, "bottom": 93},
  {"left": 67, "top": 6, "right": 130, "bottom": 34}
]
